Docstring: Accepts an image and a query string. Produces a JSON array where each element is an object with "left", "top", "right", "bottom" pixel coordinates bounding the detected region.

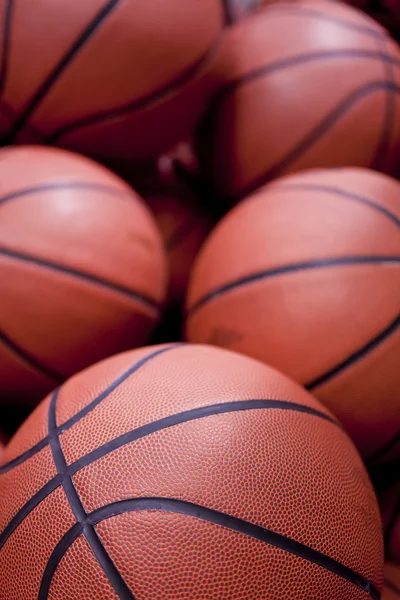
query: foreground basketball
[
  {"left": 383, "top": 563, "right": 400, "bottom": 599},
  {"left": 0, "top": 0, "right": 225, "bottom": 160},
  {"left": 0, "top": 344, "right": 383, "bottom": 598},
  {"left": 0, "top": 147, "right": 166, "bottom": 405},
  {"left": 186, "top": 167, "right": 400, "bottom": 459},
  {"left": 198, "top": 0, "right": 400, "bottom": 201}
]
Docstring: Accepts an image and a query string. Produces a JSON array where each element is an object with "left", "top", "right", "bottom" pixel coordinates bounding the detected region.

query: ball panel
[
  {"left": 0, "top": 486, "right": 75, "bottom": 600},
  {"left": 187, "top": 265, "right": 400, "bottom": 386},
  {"left": 1, "top": 257, "right": 157, "bottom": 377},
  {"left": 383, "top": 562, "right": 400, "bottom": 599},
  {"left": 71, "top": 409, "right": 381, "bottom": 582},
  {"left": 58, "top": 344, "right": 332, "bottom": 465},
  {"left": 48, "top": 535, "right": 119, "bottom": 600},
  {"left": 95, "top": 511, "right": 372, "bottom": 600},
  {"left": 0, "top": 445, "right": 57, "bottom": 536}
]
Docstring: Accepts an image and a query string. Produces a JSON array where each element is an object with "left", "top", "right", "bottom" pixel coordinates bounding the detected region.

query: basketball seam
[
  {"left": 0, "top": 328, "right": 65, "bottom": 381},
  {"left": 370, "top": 34, "right": 397, "bottom": 170},
  {"left": 0, "top": 181, "right": 134, "bottom": 208},
  {"left": 306, "top": 313, "right": 400, "bottom": 389},
  {"left": 269, "top": 182, "right": 400, "bottom": 228},
  {"left": 47, "top": 30, "right": 225, "bottom": 144},
  {"left": 0, "top": 245, "right": 161, "bottom": 313},
  {"left": 0, "top": 345, "right": 179, "bottom": 475},
  {"left": 0, "top": 396, "right": 338, "bottom": 553},
  {"left": 187, "top": 256, "right": 400, "bottom": 315},
  {"left": 0, "top": 0, "right": 13, "bottom": 95},
  {"left": 47, "top": 389, "right": 136, "bottom": 599},
  {"left": 66, "top": 399, "right": 340, "bottom": 476},
  {"left": 40, "top": 497, "right": 380, "bottom": 600},
  {"left": 4, "top": 0, "right": 122, "bottom": 142},
  {"left": 221, "top": 80, "right": 400, "bottom": 200}
]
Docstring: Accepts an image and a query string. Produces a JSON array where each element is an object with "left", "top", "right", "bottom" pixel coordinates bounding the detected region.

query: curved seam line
[
  {"left": 66, "top": 398, "right": 340, "bottom": 476},
  {"left": 0, "top": 345, "right": 180, "bottom": 475},
  {"left": 187, "top": 256, "right": 400, "bottom": 316},
  {"left": 370, "top": 35, "right": 397, "bottom": 170},
  {"left": 0, "top": 329, "right": 64, "bottom": 381},
  {"left": 0, "top": 396, "right": 337, "bottom": 551},
  {"left": 4, "top": 0, "right": 122, "bottom": 142},
  {"left": 223, "top": 80, "right": 400, "bottom": 200},
  {"left": 0, "top": 246, "right": 160, "bottom": 312},
  {"left": 306, "top": 313, "right": 400, "bottom": 389},
  {"left": 47, "top": 27, "right": 223, "bottom": 143},
  {"left": 0, "top": 181, "right": 134, "bottom": 207},
  {"left": 45, "top": 389, "right": 135, "bottom": 599},
  {"left": 82, "top": 497, "right": 378, "bottom": 599},
  {"left": 269, "top": 182, "right": 400, "bottom": 228}
]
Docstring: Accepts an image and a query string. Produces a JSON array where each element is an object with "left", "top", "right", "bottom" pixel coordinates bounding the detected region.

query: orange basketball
[
  {"left": 0, "top": 146, "right": 166, "bottom": 405},
  {"left": 186, "top": 167, "right": 400, "bottom": 459},
  {"left": 383, "top": 563, "right": 400, "bottom": 599},
  {"left": 197, "top": 0, "right": 400, "bottom": 202},
  {"left": 0, "top": 343, "right": 383, "bottom": 598},
  {"left": 0, "top": 0, "right": 225, "bottom": 161}
]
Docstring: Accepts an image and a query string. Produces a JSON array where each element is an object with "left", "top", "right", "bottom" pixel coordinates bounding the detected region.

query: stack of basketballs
[{"left": 0, "top": 0, "right": 399, "bottom": 598}]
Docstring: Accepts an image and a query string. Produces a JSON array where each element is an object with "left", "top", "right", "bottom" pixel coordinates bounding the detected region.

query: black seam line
[
  {"left": 4, "top": 0, "right": 121, "bottom": 143},
  {"left": 87, "top": 497, "right": 379, "bottom": 600},
  {"left": 0, "top": 345, "right": 179, "bottom": 475},
  {"left": 370, "top": 35, "right": 396, "bottom": 171},
  {"left": 261, "top": 4, "right": 386, "bottom": 39},
  {"left": 210, "top": 49, "right": 400, "bottom": 109},
  {"left": 0, "top": 0, "right": 13, "bottom": 95},
  {"left": 0, "top": 474, "right": 63, "bottom": 552},
  {"left": 367, "top": 431, "right": 400, "bottom": 464},
  {"left": 187, "top": 256, "right": 400, "bottom": 316},
  {"left": 306, "top": 313, "right": 400, "bottom": 390},
  {"left": 0, "top": 245, "right": 160, "bottom": 313},
  {"left": 0, "top": 181, "right": 132, "bottom": 207},
  {"left": 0, "top": 328, "right": 64, "bottom": 382},
  {"left": 47, "top": 389, "right": 135, "bottom": 600},
  {"left": 270, "top": 182, "right": 400, "bottom": 228},
  {"left": 224, "top": 80, "right": 400, "bottom": 201},
  {"left": 47, "top": 28, "right": 224, "bottom": 143},
  {"left": 384, "top": 577, "right": 400, "bottom": 595},
  {"left": 67, "top": 399, "right": 339, "bottom": 476}
]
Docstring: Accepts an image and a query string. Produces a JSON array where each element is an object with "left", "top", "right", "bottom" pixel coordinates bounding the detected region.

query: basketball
[
  {"left": 197, "top": 0, "right": 400, "bottom": 202},
  {"left": 186, "top": 167, "right": 400, "bottom": 459},
  {"left": 0, "top": 0, "right": 225, "bottom": 161},
  {"left": 0, "top": 344, "right": 383, "bottom": 598},
  {"left": 0, "top": 146, "right": 166, "bottom": 405},
  {"left": 383, "top": 563, "right": 400, "bottom": 599}
]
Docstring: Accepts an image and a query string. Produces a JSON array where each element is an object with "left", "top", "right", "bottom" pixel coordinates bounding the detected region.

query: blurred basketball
[
  {"left": 345, "top": 1, "right": 400, "bottom": 39},
  {"left": 0, "top": 146, "right": 166, "bottom": 405},
  {"left": 197, "top": 0, "right": 400, "bottom": 202},
  {"left": 0, "top": 0, "right": 225, "bottom": 161},
  {"left": 379, "top": 481, "right": 400, "bottom": 565},
  {"left": 383, "top": 563, "right": 400, "bottom": 599},
  {"left": 186, "top": 167, "right": 400, "bottom": 459},
  {"left": 0, "top": 343, "right": 383, "bottom": 598}
]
